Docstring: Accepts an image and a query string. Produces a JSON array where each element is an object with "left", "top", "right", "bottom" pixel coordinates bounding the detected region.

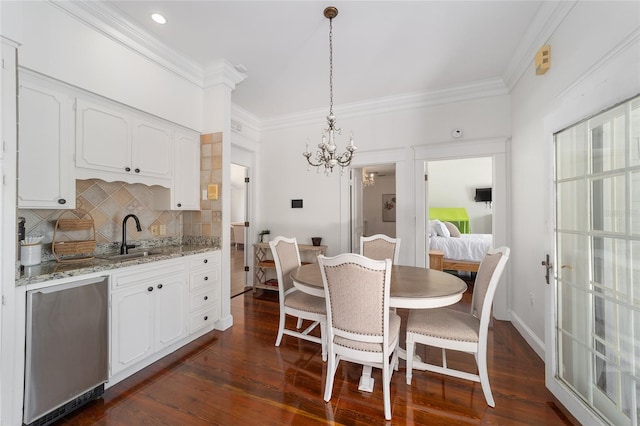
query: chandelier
[
  {"left": 362, "top": 170, "right": 375, "bottom": 187},
  {"left": 303, "top": 6, "right": 356, "bottom": 174}
]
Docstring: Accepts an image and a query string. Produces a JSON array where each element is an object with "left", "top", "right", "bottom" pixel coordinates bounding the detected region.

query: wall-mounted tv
[{"left": 475, "top": 187, "right": 492, "bottom": 202}]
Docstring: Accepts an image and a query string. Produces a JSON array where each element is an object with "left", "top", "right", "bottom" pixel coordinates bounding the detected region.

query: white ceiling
[{"left": 99, "top": 1, "right": 545, "bottom": 121}]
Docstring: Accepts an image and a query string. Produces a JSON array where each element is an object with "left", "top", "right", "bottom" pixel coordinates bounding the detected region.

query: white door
[
  {"left": 549, "top": 95, "right": 640, "bottom": 425},
  {"left": 111, "top": 285, "right": 154, "bottom": 375},
  {"left": 155, "top": 275, "right": 187, "bottom": 349}
]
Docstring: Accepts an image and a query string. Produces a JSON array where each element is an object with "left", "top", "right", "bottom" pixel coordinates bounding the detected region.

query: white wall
[
  {"left": 428, "top": 157, "right": 493, "bottom": 233},
  {"left": 509, "top": 0, "right": 640, "bottom": 356},
  {"left": 362, "top": 174, "right": 396, "bottom": 237},
  {"left": 258, "top": 95, "right": 511, "bottom": 258},
  {"left": 17, "top": 2, "right": 203, "bottom": 131}
]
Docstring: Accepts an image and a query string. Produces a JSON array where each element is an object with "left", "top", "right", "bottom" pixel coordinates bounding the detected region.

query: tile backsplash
[{"left": 19, "top": 179, "right": 183, "bottom": 249}]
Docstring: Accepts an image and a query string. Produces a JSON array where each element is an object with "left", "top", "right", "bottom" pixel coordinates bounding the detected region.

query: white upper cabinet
[
  {"left": 75, "top": 98, "right": 172, "bottom": 187},
  {"left": 18, "top": 78, "right": 75, "bottom": 209},
  {"left": 153, "top": 130, "right": 200, "bottom": 210}
]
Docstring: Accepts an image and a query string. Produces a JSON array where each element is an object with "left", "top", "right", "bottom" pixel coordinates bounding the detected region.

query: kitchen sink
[{"left": 97, "top": 250, "right": 163, "bottom": 261}]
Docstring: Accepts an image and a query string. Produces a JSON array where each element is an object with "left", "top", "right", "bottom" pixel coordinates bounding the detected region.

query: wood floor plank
[{"left": 58, "top": 285, "right": 579, "bottom": 425}]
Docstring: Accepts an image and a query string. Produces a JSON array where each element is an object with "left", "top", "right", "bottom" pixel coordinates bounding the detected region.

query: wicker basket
[{"left": 52, "top": 210, "right": 96, "bottom": 262}]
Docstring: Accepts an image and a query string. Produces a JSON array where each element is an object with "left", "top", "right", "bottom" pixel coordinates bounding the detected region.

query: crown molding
[
  {"left": 557, "top": 26, "right": 640, "bottom": 102},
  {"left": 231, "top": 104, "right": 262, "bottom": 135},
  {"left": 260, "top": 78, "right": 509, "bottom": 131},
  {"left": 50, "top": 0, "right": 204, "bottom": 88},
  {"left": 204, "top": 59, "right": 247, "bottom": 90},
  {"left": 503, "top": 1, "right": 577, "bottom": 91}
]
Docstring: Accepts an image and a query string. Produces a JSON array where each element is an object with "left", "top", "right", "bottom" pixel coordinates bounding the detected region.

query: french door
[{"left": 552, "top": 95, "right": 640, "bottom": 425}]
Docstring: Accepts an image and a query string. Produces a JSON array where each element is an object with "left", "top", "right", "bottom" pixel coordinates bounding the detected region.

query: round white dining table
[{"left": 290, "top": 263, "right": 468, "bottom": 393}]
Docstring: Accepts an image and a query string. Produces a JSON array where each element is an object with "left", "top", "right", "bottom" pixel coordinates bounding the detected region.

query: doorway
[
  {"left": 230, "top": 163, "right": 250, "bottom": 297},
  {"left": 352, "top": 164, "right": 396, "bottom": 253}
]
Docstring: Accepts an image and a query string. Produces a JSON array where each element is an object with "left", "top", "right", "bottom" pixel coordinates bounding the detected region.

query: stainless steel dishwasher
[{"left": 24, "top": 276, "right": 109, "bottom": 426}]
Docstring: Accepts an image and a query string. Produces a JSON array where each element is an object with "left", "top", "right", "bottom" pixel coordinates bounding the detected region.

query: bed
[{"left": 428, "top": 219, "right": 492, "bottom": 272}]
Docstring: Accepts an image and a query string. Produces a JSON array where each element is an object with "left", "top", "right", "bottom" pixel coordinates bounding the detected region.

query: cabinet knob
[
  {"left": 203, "top": 259, "right": 208, "bottom": 264},
  {"left": 204, "top": 296, "right": 208, "bottom": 301},
  {"left": 147, "top": 286, "right": 153, "bottom": 292},
  {"left": 204, "top": 276, "right": 208, "bottom": 281},
  {"left": 134, "top": 168, "right": 140, "bottom": 173},
  {"left": 57, "top": 198, "right": 66, "bottom": 205},
  {"left": 177, "top": 203, "right": 182, "bottom": 208},
  {"left": 125, "top": 167, "right": 131, "bottom": 172},
  {"left": 157, "top": 284, "right": 163, "bottom": 289},
  {"left": 204, "top": 316, "right": 208, "bottom": 321}
]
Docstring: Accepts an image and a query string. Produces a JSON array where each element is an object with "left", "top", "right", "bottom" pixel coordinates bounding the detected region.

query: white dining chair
[
  {"left": 405, "top": 246, "right": 510, "bottom": 407},
  {"left": 318, "top": 253, "right": 399, "bottom": 420},
  {"left": 269, "top": 236, "right": 326, "bottom": 361},
  {"left": 360, "top": 234, "right": 401, "bottom": 264}
]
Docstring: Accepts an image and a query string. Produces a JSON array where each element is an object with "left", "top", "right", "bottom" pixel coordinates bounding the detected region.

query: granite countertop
[{"left": 17, "top": 244, "right": 220, "bottom": 287}]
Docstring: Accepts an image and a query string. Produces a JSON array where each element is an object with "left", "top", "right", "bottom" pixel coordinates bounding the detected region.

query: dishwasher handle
[{"left": 32, "top": 276, "right": 109, "bottom": 294}]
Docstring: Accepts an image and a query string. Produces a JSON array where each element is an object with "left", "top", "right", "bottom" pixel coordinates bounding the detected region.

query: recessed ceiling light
[{"left": 151, "top": 13, "right": 167, "bottom": 24}]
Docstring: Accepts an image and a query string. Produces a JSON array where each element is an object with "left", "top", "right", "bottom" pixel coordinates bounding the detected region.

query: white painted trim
[
  {"left": 262, "top": 78, "right": 508, "bottom": 131},
  {"left": 503, "top": 1, "right": 577, "bottom": 91},
  {"left": 557, "top": 26, "right": 640, "bottom": 102},
  {"left": 204, "top": 59, "right": 247, "bottom": 90},
  {"left": 340, "top": 148, "right": 413, "bottom": 262},
  {"left": 413, "top": 137, "right": 511, "bottom": 320},
  {"left": 510, "top": 310, "right": 545, "bottom": 360}
]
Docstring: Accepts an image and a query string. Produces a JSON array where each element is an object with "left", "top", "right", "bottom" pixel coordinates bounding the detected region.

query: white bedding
[{"left": 429, "top": 234, "right": 493, "bottom": 263}]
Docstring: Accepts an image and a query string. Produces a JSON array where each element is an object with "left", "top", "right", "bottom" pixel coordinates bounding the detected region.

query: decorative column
[{"left": 201, "top": 59, "right": 246, "bottom": 331}]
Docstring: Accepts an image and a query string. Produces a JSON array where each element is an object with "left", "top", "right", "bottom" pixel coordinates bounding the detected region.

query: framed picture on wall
[{"left": 382, "top": 194, "right": 396, "bottom": 222}]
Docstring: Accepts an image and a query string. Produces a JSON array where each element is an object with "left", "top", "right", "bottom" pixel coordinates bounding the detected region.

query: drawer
[
  {"left": 189, "top": 285, "right": 220, "bottom": 312},
  {"left": 111, "top": 259, "right": 184, "bottom": 290},
  {"left": 189, "top": 306, "right": 219, "bottom": 334},
  {"left": 189, "top": 251, "right": 220, "bottom": 270},
  {"left": 189, "top": 270, "right": 217, "bottom": 291}
]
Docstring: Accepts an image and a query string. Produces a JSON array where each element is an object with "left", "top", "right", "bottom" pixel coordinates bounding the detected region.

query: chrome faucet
[{"left": 121, "top": 214, "right": 142, "bottom": 255}]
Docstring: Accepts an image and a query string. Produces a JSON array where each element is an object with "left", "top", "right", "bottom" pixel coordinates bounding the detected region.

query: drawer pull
[
  {"left": 203, "top": 259, "right": 208, "bottom": 264},
  {"left": 125, "top": 166, "right": 131, "bottom": 172},
  {"left": 134, "top": 168, "right": 140, "bottom": 173},
  {"left": 204, "top": 276, "right": 208, "bottom": 281},
  {"left": 204, "top": 316, "right": 208, "bottom": 321},
  {"left": 204, "top": 296, "right": 208, "bottom": 301},
  {"left": 157, "top": 284, "right": 163, "bottom": 289},
  {"left": 147, "top": 286, "right": 153, "bottom": 292}
]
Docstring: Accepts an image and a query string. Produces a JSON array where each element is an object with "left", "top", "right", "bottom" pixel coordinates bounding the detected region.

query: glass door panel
[{"left": 555, "top": 95, "right": 640, "bottom": 426}]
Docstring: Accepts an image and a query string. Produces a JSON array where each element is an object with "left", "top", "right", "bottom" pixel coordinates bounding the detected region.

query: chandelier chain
[{"left": 328, "top": 16, "right": 333, "bottom": 117}]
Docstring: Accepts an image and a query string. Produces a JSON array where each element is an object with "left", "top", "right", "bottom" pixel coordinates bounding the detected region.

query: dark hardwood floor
[{"left": 57, "top": 281, "right": 579, "bottom": 425}]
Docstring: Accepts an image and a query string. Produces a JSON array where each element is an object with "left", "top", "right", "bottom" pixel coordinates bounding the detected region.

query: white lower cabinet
[
  {"left": 109, "top": 251, "right": 221, "bottom": 381},
  {"left": 110, "top": 261, "right": 187, "bottom": 376}
]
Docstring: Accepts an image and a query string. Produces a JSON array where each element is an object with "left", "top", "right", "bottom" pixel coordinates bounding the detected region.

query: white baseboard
[
  {"left": 215, "top": 314, "right": 233, "bottom": 331},
  {"left": 509, "top": 311, "right": 545, "bottom": 360}
]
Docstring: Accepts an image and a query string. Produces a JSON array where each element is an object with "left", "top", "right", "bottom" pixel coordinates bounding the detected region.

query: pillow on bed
[
  {"left": 432, "top": 220, "right": 450, "bottom": 238},
  {"left": 428, "top": 221, "right": 439, "bottom": 237},
  {"left": 444, "top": 221, "right": 461, "bottom": 237}
]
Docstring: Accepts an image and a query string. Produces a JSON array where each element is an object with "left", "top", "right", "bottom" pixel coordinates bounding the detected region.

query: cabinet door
[
  {"left": 111, "top": 284, "right": 154, "bottom": 375},
  {"left": 76, "top": 99, "right": 131, "bottom": 174},
  {"left": 133, "top": 119, "right": 172, "bottom": 179},
  {"left": 154, "top": 274, "right": 187, "bottom": 350},
  {"left": 173, "top": 131, "right": 200, "bottom": 210},
  {"left": 18, "top": 81, "right": 75, "bottom": 209}
]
